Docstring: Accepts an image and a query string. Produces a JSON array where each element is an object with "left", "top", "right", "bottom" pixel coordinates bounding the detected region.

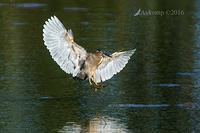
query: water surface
[{"left": 1, "top": 0, "right": 200, "bottom": 132}]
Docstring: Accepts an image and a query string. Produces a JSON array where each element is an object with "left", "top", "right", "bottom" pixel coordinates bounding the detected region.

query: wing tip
[
  {"left": 43, "top": 15, "right": 66, "bottom": 31},
  {"left": 43, "top": 16, "right": 74, "bottom": 40},
  {"left": 125, "top": 49, "right": 136, "bottom": 57},
  {"left": 130, "top": 49, "right": 136, "bottom": 54}
]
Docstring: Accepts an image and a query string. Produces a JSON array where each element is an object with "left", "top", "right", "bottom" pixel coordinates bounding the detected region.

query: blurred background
[{"left": 1, "top": 0, "right": 200, "bottom": 132}]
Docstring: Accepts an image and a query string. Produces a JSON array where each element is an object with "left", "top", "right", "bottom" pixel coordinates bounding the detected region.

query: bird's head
[{"left": 95, "top": 49, "right": 111, "bottom": 58}]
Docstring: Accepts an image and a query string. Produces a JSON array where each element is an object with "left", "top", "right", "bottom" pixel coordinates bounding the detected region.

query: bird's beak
[{"left": 103, "top": 53, "right": 112, "bottom": 58}]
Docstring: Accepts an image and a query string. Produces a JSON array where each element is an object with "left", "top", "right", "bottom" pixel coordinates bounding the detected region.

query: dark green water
[{"left": 1, "top": 0, "right": 200, "bottom": 132}]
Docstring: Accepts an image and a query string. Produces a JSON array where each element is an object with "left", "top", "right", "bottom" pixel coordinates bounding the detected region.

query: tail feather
[{"left": 73, "top": 72, "right": 88, "bottom": 81}]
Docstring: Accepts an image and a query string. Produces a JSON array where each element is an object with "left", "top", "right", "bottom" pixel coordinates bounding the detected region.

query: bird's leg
[
  {"left": 89, "top": 77, "right": 92, "bottom": 85},
  {"left": 88, "top": 74, "right": 93, "bottom": 85},
  {"left": 93, "top": 72, "right": 99, "bottom": 86}
]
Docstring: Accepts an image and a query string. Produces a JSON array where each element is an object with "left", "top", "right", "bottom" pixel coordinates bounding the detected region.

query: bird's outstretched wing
[
  {"left": 94, "top": 49, "right": 136, "bottom": 83},
  {"left": 43, "top": 16, "right": 87, "bottom": 77}
]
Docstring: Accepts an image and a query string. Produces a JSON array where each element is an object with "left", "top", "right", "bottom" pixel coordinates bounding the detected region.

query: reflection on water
[
  {"left": 58, "top": 114, "right": 128, "bottom": 133},
  {"left": 1, "top": 0, "right": 200, "bottom": 132}
]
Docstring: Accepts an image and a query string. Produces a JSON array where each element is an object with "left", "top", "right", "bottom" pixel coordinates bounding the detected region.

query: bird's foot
[
  {"left": 89, "top": 81, "right": 93, "bottom": 86},
  {"left": 94, "top": 84, "right": 103, "bottom": 89},
  {"left": 89, "top": 82, "right": 108, "bottom": 91},
  {"left": 93, "top": 84, "right": 108, "bottom": 90}
]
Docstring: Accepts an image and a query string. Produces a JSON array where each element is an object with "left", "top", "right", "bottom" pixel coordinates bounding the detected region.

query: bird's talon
[{"left": 94, "top": 84, "right": 103, "bottom": 89}]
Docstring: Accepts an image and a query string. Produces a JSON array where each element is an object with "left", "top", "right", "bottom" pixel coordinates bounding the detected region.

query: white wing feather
[
  {"left": 43, "top": 16, "right": 87, "bottom": 76},
  {"left": 94, "top": 49, "right": 136, "bottom": 83}
]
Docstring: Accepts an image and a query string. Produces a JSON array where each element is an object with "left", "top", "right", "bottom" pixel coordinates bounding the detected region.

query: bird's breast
[{"left": 84, "top": 54, "right": 102, "bottom": 71}]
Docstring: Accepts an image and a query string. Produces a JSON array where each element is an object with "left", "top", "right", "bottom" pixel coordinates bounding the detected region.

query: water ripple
[{"left": 13, "top": 3, "right": 47, "bottom": 8}]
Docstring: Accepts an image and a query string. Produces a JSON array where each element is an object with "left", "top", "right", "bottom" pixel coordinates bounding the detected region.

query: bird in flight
[{"left": 43, "top": 16, "right": 136, "bottom": 87}]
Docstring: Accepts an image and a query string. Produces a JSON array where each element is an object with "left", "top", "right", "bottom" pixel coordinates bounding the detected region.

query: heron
[{"left": 43, "top": 16, "right": 136, "bottom": 87}]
